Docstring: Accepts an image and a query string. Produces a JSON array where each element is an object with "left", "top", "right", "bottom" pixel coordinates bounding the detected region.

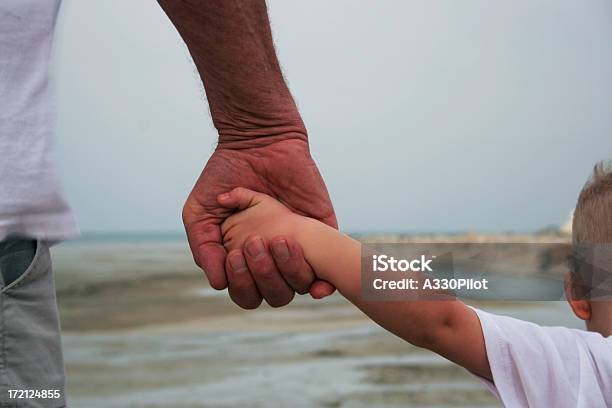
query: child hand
[
  {"left": 219, "top": 187, "right": 303, "bottom": 253},
  {"left": 218, "top": 187, "right": 328, "bottom": 301}
]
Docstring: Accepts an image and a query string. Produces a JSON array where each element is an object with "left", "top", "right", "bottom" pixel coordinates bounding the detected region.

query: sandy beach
[{"left": 52, "top": 235, "right": 580, "bottom": 407}]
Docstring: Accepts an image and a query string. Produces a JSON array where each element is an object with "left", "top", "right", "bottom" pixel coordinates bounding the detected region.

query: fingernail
[
  {"left": 271, "top": 239, "right": 290, "bottom": 261},
  {"left": 229, "top": 253, "right": 247, "bottom": 274},
  {"left": 218, "top": 193, "right": 231, "bottom": 202},
  {"left": 246, "top": 237, "right": 266, "bottom": 259}
]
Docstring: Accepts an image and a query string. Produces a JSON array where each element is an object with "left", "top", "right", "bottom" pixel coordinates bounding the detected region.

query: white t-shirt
[
  {"left": 0, "top": 0, "right": 78, "bottom": 241},
  {"left": 474, "top": 308, "right": 612, "bottom": 408}
]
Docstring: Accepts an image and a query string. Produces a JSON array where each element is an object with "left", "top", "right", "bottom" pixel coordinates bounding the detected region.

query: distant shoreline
[{"left": 68, "top": 230, "right": 570, "bottom": 245}]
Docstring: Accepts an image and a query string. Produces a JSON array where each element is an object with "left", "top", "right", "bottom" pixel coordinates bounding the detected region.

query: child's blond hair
[
  {"left": 573, "top": 161, "right": 612, "bottom": 244},
  {"left": 571, "top": 161, "right": 612, "bottom": 298}
]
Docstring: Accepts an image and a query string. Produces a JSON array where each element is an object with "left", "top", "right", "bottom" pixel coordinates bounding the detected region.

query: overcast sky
[{"left": 52, "top": 0, "right": 612, "bottom": 234}]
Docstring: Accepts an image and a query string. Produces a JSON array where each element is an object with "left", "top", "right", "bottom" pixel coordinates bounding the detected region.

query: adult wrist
[
  {"left": 214, "top": 107, "right": 308, "bottom": 149},
  {"left": 217, "top": 131, "right": 308, "bottom": 150}
]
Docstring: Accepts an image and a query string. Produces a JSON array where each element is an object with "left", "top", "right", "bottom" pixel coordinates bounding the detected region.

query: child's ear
[{"left": 564, "top": 272, "right": 592, "bottom": 321}]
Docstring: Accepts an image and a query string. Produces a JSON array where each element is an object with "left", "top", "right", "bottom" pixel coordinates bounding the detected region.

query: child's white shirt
[{"left": 473, "top": 308, "right": 612, "bottom": 408}]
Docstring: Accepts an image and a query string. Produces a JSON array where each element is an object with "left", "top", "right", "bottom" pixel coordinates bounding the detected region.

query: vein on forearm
[{"left": 157, "top": 0, "right": 307, "bottom": 142}]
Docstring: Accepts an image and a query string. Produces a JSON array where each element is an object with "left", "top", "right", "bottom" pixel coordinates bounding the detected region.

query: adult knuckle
[
  {"left": 252, "top": 261, "right": 277, "bottom": 281},
  {"left": 234, "top": 295, "right": 262, "bottom": 310},
  {"left": 292, "top": 277, "right": 312, "bottom": 295},
  {"left": 207, "top": 273, "right": 227, "bottom": 291},
  {"left": 282, "top": 266, "right": 312, "bottom": 291},
  {"left": 279, "top": 258, "right": 298, "bottom": 273},
  {"left": 230, "top": 277, "right": 254, "bottom": 291},
  {"left": 267, "top": 292, "right": 295, "bottom": 308},
  {"left": 208, "top": 279, "right": 226, "bottom": 291},
  {"left": 241, "top": 303, "right": 259, "bottom": 310}
]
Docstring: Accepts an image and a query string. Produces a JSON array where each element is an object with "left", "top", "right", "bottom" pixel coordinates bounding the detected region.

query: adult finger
[
  {"left": 269, "top": 236, "right": 316, "bottom": 295},
  {"left": 226, "top": 249, "right": 263, "bottom": 309},
  {"left": 183, "top": 200, "right": 228, "bottom": 290},
  {"left": 243, "top": 235, "right": 295, "bottom": 307}
]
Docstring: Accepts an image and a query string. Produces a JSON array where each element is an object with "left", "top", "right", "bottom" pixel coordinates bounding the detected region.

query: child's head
[{"left": 566, "top": 161, "right": 612, "bottom": 335}]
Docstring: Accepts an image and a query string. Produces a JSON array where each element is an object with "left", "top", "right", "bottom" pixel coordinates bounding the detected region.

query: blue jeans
[
  {"left": 0, "top": 239, "right": 37, "bottom": 286},
  {"left": 0, "top": 238, "right": 66, "bottom": 407}
]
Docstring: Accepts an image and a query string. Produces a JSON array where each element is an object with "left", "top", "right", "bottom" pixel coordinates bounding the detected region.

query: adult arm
[{"left": 157, "top": 0, "right": 337, "bottom": 307}]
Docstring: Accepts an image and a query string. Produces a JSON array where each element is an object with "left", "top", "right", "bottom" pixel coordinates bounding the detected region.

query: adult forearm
[{"left": 157, "top": 0, "right": 306, "bottom": 146}]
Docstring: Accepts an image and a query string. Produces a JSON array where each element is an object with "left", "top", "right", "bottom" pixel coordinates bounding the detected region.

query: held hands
[
  {"left": 218, "top": 187, "right": 318, "bottom": 308},
  {"left": 220, "top": 187, "right": 303, "bottom": 253},
  {"left": 183, "top": 139, "right": 336, "bottom": 308}
]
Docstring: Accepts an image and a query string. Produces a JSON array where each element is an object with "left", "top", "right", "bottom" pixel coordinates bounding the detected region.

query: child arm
[{"left": 220, "top": 188, "right": 492, "bottom": 380}]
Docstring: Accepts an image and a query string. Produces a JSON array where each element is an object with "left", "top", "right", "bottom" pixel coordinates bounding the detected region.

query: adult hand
[{"left": 183, "top": 138, "right": 337, "bottom": 308}]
